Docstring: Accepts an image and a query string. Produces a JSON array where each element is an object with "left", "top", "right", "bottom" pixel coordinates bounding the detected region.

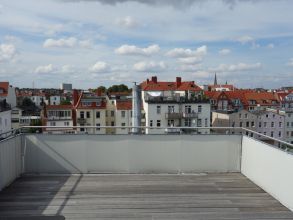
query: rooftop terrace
[{"left": 0, "top": 127, "right": 292, "bottom": 219}]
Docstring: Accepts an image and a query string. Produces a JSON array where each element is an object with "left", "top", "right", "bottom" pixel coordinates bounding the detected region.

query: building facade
[{"left": 141, "top": 76, "right": 211, "bottom": 134}]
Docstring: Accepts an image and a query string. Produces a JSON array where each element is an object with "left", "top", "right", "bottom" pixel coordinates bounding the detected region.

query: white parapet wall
[
  {"left": 0, "top": 136, "right": 22, "bottom": 191},
  {"left": 241, "top": 136, "right": 293, "bottom": 211},
  {"left": 24, "top": 134, "right": 242, "bottom": 174}
]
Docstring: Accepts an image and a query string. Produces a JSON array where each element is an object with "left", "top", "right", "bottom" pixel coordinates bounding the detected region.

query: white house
[
  {"left": 0, "top": 100, "right": 12, "bottom": 137},
  {"left": 75, "top": 91, "right": 107, "bottom": 134},
  {"left": 49, "top": 96, "right": 61, "bottom": 105},
  {"left": 283, "top": 93, "right": 293, "bottom": 144},
  {"left": 115, "top": 100, "right": 132, "bottom": 134},
  {"left": 43, "top": 105, "right": 74, "bottom": 134},
  {"left": 0, "top": 82, "right": 16, "bottom": 108},
  {"left": 141, "top": 76, "right": 211, "bottom": 134}
]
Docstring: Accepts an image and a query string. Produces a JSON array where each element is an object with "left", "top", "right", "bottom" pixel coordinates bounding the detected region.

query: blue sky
[{"left": 0, "top": 0, "right": 292, "bottom": 89}]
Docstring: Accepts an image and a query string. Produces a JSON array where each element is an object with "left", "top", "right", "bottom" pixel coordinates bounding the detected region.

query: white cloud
[
  {"left": 79, "top": 39, "right": 93, "bottom": 48},
  {"left": 61, "top": 65, "right": 74, "bottom": 73},
  {"left": 219, "top": 48, "right": 231, "bottom": 55},
  {"left": 0, "top": 44, "right": 16, "bottom": 62},
  {"left": 34, "top": 64, "right": 55, "bottom": 74},
  {"left": 115, "top": 16, "right": 139, "bottom": 28},
  {"left": 115, "top": 44, "right": 160, "bottom": 56},
  {"left": 43, "top": 37, "right": 93, "bottom": 48},
  {"left": 237, "top": 36, "right": 254, "bottom": 44},
  {"left": 89, "top": 61, "right": 110, "bottom": 72},
  {"left": 287, "top": 58, "right": 293, "bottom": 67},
  {"left": 180, "top": 63, "right": 202, "bottom": 72},
  {"left": 267, "top": 43, "right": 275, "bottom": 49},
  {"left": 43, "top": 37, "right": 77, "bottom": 48},
  {"left": 133, "top": 61, "right": 167, "bottom": 72},
  {"left": 166, "top": 45, "right": 207, "bottom": 58},
  {"left": 211, "top": 62, "right": 262, "bottom": 72}
]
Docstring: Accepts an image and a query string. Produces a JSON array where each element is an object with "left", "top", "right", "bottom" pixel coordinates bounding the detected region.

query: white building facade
[{"left": 141, "top": 76, "right": 211, "bottom": 134}]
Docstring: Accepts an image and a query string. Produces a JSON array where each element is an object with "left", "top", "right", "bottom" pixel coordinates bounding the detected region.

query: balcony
[
  {"left": 145, "top": 95, "right": 210, "bottom": 104},
  {"left": 183, "top": 112, "right": 198, "bottom": 118},
  {"left": 165, "top": 112, "right": 183, "bottom": 119},
  {"left": 48, "top": 116, "right": 72, "bottom": 121},
  {"left": 0, "top": 127, "right": 292, "bottom": 219}
]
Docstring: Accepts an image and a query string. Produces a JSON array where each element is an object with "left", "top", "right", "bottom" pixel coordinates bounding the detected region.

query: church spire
[{"left": 214, "top": 72, "right": 218, "bottom": 86}]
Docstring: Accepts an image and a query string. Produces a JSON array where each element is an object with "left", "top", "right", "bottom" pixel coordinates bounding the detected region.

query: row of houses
[{"left": 0, "top": 78, "right": 292, "bottom": 144}]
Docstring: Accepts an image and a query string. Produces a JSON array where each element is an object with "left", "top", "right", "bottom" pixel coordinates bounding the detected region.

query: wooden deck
[{"left": 0, "top": 173, "right": 292, "bottom": 219}]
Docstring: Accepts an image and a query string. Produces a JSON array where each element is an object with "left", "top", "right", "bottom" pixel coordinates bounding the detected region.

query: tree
[
  {"left": 60, "top": 99, "right": 71, "bottom": 105},
  {"left": 22, "top": 97, "right": 35, "bottom": 107},
  {"left": 97, "top": 86, "right": 107, "bottom": 93},
  {"left": 107, "top": 84, "right": 130, "bottom": 93}
]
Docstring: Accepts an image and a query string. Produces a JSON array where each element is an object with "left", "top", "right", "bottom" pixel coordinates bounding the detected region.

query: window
[
  {"left": 185, "top": 105, "right": 191, "bottom": 113},
  {"left": 86, "top": 111, "right": 90, "bottom": 118},
  {"left": 251, "top": 121, "right": 255, "bottom": 127},
  {"left": 168, "top": 106, "right": 174, "bottom": 113},
  {"left": 287, "top": 122, "right": 289, "bottom": 127},
  {"left": 266, "top": 114, "right": 269, "bottom": 118},
  {"left": 156, "top": 106, "right": 161, "bottom": 114},
  {"left": 168, "top": 120, "right": 174, "bottom": 127},
  {"left": 264, "top": 132, "right": 266, "bottom": 136},
  {"left": 245, "top": 113, "right": 248, "bottom": 119},
  {"left": 156, "top": 120, "right": 161, "bottom": 127},
  {"left": 197, "top": 119, "right": 202, "bottom": 127},
  {"left": 239, "top": 114, "right": 242, "bottom": 119},
  {"left": 96, "top": 123, "right": 100, "bottom": 131},
  {"left": 121, "top": 111, "right": 126, "bottom": 118},
  {"left": 111, "top": 111, "right": 115, "bottom": 117},
  {"left": 271, "top": 122, "right": 274, "bottom": 127},
  {"left": 150, "top": 120, "right": 153, "bottom": 127},
  {"left": 198, "top": 105, "right": 202, "bottom": 113},
  {"left": 273, "top": 114, "right": 275, "bottom": 118},
  {"left": 279, "top": 131, "right": 282, "bottom": 137},
  {"left": 111, "top": 121, "right": 115, "bottom": 126},
  {"left": 96, "top": 111, "right": 100, "bottom": 118},
  {"left": 205, "top": 118, "right": 208, "bottom": 127},
  {"left": 240, "top": 122, "right": 243, "bottom": 127},
  {"left": 64, "top": 122, "right": 69, "bottom": 126},
  {"left": 264, "top": 122, "right": 267, "bottom": 127},
  {"left": 80, "top": 111, "right": 84, "bottom": 119},
  {"left": 246, "top": 121, "right": 249, "bottom": 127},
  {"left": 121, "top": 123, "right": 126, "bottom": 130},
  {"left": 184, "top": 119, "right": 191, "bottom": 127},
  {"left": 50, "top": 122, "right": 56, "bottom": 126},
  {"left": 279, "top": 122, "right": 282, "bottom": 127},
  {"left": 271, "top": 131, "right": 274, "bottom": 137},
  {"left": 258, "top": 122, "right": 261, "bottom": 128}
]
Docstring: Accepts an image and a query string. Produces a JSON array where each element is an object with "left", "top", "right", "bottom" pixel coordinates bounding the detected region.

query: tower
[{"left": 214, "top": 73, "right": 218, "bottom": 86}]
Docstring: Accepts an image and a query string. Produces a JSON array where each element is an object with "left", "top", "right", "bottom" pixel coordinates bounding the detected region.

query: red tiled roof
[
  {"left": 208, "top": 84, "right": 237, "bottom": 90},
  {"left": 116, "top": 100, "right": 132, "bottom": 110},
  {"left": 141, "top": 81, "right": 202, "bottom": 91},
  {"left": 0, "top": 82, "right": 9, "bottom": 97}
]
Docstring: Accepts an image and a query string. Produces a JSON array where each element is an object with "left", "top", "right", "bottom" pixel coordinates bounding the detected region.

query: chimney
[
  {"left": 146, "top": 79, "right": 149, "bottom": 84},
  {"left": 151, "top": 76, "right": 157, "bottom": 83},
  {"left": 73, "top": 89, "right": 79, "bottom": 106},
  {"left": 96, "top": 88, "right": 102, "bottom": 96},
  {"left": 176, "top": 77, "right": 182, "bottom": 88}
]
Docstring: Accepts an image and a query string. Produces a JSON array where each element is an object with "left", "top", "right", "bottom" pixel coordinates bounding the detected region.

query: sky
[{"left": 0, "top": 0, "right": 293, "bottom": 89}]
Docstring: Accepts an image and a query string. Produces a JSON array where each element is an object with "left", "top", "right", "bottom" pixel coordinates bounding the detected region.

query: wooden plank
[{"left": 0, "top": 173, "right": 292, "bottom": 219}]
